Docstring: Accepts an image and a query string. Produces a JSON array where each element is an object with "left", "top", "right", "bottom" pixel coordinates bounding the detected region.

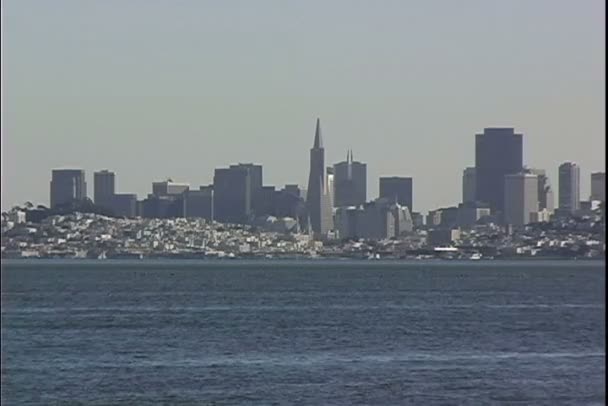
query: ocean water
[{"left": 1, "top": 260, "right": 605, "bottom": 405}]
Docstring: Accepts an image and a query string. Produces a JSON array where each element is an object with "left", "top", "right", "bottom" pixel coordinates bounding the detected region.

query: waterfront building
[
  {"left": 333, "top": 150, "right": 367, "bottom": 207},
  {"left": 558, "top": 162, "right": 580, "bottom": 212},
  {"left": 504, "top": 173, "right": 539, "bottom": 227},
  {"left": 305, "top": 118, "right": 333, "bottom": 236},
  {"left": 50, "top": 169, "right": 87, "bottom": 208},
  {"left": 379, "top": 177, "right": 413, "bottom": 211},
  {"left": 475, "top": 128, "right": 523, "bottom": 213}
]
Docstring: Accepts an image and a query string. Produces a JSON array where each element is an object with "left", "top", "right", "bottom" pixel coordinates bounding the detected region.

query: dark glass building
[
  {"left": 94, "top": 170, "right": 115, "bottom": 208},
  {"left": 379, "top": 177, "right": 413, "bottom": 211},
  {"left": 50, "top": 169, "right": 87, "bottom": 208},
  {"left": 213, "top": 163, "right": 263, "bottom": 224},
  {"left": 333, "top": 150, "right": 367, "bottom": 207},
  {"left": 475, "top": 128, "right": 523, "bottom": 213}
]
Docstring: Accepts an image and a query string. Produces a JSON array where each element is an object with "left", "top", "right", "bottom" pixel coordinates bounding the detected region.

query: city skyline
[{"left": 2, "top": 0, "right": 605, "bottom": 211}]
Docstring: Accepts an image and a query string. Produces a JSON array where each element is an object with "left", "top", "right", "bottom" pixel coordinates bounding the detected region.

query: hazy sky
[{"left": 2, "top": 0, "right": 605, "bottom": 212}]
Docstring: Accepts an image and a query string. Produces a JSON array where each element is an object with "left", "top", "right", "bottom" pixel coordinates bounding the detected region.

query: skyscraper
[
  {"left": 526, "top": 168, "right": 554, "bottom": 212},
  {"left": 50, "top": 169, "right": 87, "bottom": 208},
  {"left": 94, "top": 170, "right": 115, "bottom": 208},
  {"left": 462, "top": 167, "right": 476, "bottom": 204},
  {"left": 591, "top": 172, "right": 605, "bottom": 202},
  {"left": 475, "top": 128, "right": 523, "bottom": 213},
  {"left": 333, "top": 150, "right": 367, "bottom": 207},
  {"left": 558, "top": 162, "right": 580, "bottom": 212},
  {"left": 305, "top": 118, "right": 333, "bottom": 235},
  {"left": 213, "top": 163, "right": 263, "bottom": 224},
  {"left": 504, "top": 173, "right": 539, "bottom": 227},
  {"left": 379, "top": 177, "right": 413, "bottom": 211}
]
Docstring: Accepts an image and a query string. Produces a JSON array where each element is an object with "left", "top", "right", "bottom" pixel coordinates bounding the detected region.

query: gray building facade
[
  {"left": 94, "top": 170, "right": 116, "bottom": 208},
  {"left": 333, "top": 150, "right": 367, "bottom": 207},
  {"left": 504, "top": 173, "right": 539, "bottom": 227},
  {"left": 558, "top": 162, "right": 580, "bottom": 212},
  {"left": 475, "top": 128, "right": 523, "bottom": 213},
  {"left": 50, "top": 169, "right": 87, "bottom": 208},
  {"left": 379, "top": 177, "right": 413, "bottom": 211},
  {"left": 213, "top": 163, "right": 263, "bottom": 224}
]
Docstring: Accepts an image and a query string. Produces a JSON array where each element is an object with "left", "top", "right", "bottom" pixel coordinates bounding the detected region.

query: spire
[
  {"left": 313, "top": 118, "right": 323, "bottom": 149},
  {"left": 350, "top": 149, "right": 354, "bottom": 162}
]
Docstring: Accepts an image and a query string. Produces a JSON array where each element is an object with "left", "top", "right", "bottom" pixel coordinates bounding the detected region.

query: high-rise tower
[
  {"left": 475, "top": 128, "right": 523, "bottom": 213},
  {"left": 306, "top": 118, "right": 333, "bottom": 236},
  {"left": 333, "top": 150, "right": 367, "bottom": 207}
]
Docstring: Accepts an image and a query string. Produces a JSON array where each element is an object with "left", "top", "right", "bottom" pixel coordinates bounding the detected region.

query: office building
[
  {"left": 152, "top": 179, "right": 190, "bottom": 197},
  {"left": 526, "top": 168, "right": 554, "bottom": 212},
  {"left": 462, "top": 167, "right": 476, "bottom": 204},
  {"left": 504, "top": 173, "right": 539, "bottom": 227},
  {"left": 558, "top": 162, "right": 580, "bottom": 212},
  {"left": 336, "top": 198, "right": 413, "bottom": 240},
  {"left": 457, "top": 202, "right": 491, "bottom": 228},
  {"left": 94, "top": 170, "right": 115, "bottom": 208},
  {"left": 140, "top": 194, "right": 182, "bottom": 218},
  {"left": 379, "top": 177, "right": 413, "bottom": 211},
  {"left": 213, "top": 163, "right": 263, "bottom": 224},
  {"left": 333, "top": 150, "right": 367, "bottom": 207},
  {"left": 50, "top": 169, "right": 87, "bottom": 208},
  {"left": 110, "top": 194, "right": 138, "bottom": 217},
  {"left": 426, "top": 206, "right": 458, "bottom": 229},
  {"left": 305, "top": 118, "right": 333, "bottom": 236},
  {"left": 591, "top": 172, "right": 605, "bottom": 202},
  {"left": 182, "top": 187, "right": 213, "bottom": 220},
  {"left": 475, "top": 128, "right": 523, "bottom": 212}
]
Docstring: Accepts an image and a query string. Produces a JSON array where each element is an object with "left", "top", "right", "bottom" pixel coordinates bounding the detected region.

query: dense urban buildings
[
  {"left": 34, "top": 120, "right": 602, "bottom": 245},
  {"left": 591, "top": 172, "right": 605, "bottom": 202},
  {"left": 379, "top": 177, "right": 413, "bottom": 211},
  {"left": 475, "top": 128, "right": 523, "bottom": 213},
  {"left": 305, "top": 119, "right": 333, "bottom": 236},
  {"left": 50, "top": 169, "right": 87, "bottom": 208},
  {"left": 504, "top": 173, "right": 539, "bottom": 227},
  {"left": 558, "top": 162, "right": 581, "bottom": 213},
  {"left": 333, "top": 151, "right": 367, "bottom": 207}
]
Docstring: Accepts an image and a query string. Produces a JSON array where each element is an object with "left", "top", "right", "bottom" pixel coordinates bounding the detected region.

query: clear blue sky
[{"left": 2, "top": 0, "right": 605, "bottom": 212}]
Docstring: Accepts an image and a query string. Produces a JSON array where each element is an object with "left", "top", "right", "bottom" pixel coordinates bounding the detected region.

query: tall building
[
  {"left": 94, "top": 170, "right": 115, "bottom": 208},
  {"left": 305, "top": 118, "right": 333, "bottom": 236},
  {"left": 335, "top": 198, "right": 413, "bottom": 240},
  {"left": 50, "top": 169, "right": 87, "bottom": 208},
  {"left": 591, "top": 172, "right": 605, "bottom": 201},
  {"left": 379, "top": 177, "right": 413, "bottom": 211},
  {"left": 182, "top": 187, "right": 213, "bottom": 220},
  {"left": 462, "top": 167, "right": 476, "bottom": 204},
  {"left": 525, "top": 168, "right": 554, "bottom": 212},
  {"left": 213, "top": 163, "right": 263, "bottom": 224},
  {"left": 558, "top": 162, "right": 580, "bottom": 212},
  {"left": 110, "top": 194, "right": 137, "bottom": 217},
  {"left": 333, "top": 150, "right": 367, "bottom": 207},
  {"left": 504, "top": 173, "right": 538, "bottom": 227},
  {"left": 475, "top": 128, "right": 523, "bottom": 213}
]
